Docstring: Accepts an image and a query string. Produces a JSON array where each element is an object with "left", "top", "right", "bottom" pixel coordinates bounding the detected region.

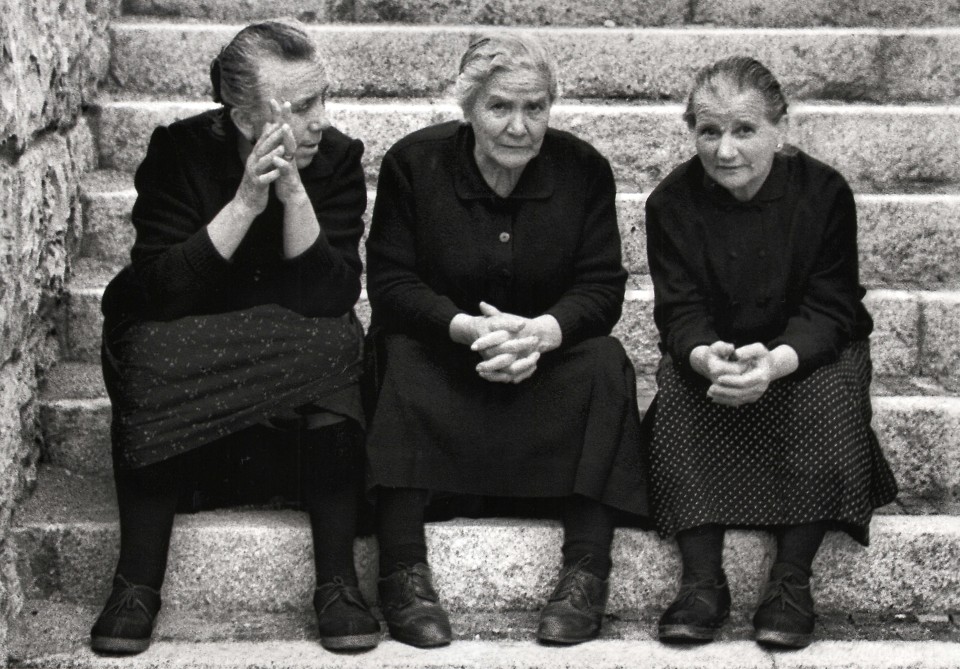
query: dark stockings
[
  {"left": 560, "top": 495, "right": 615, "bottom": 580},
  {"left": 676, "top": 525, "right": 726, "bottom": 584},
  {"left": 773, "top": 522, "right": 827, "bottom": 580},
  {"left": 113, "top": 421, "right": 367, "bottom": 590},
  {"left": 673, "top": 521, "right": 828, "bottom": 586},
  {"left": 375, "top": 487, "right": 429, "bottom": 577},
  {"left": 114, "top": 452, "right": 185, "bottom": 590}
]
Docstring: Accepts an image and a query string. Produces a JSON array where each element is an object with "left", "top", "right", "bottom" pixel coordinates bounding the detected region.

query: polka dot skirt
[{"left": 646, "top": 340, "right": 898, "bottom": 545}]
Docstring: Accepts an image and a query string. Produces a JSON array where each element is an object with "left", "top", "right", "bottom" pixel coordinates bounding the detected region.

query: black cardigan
[
  {"left": 645, "top": 149, "right": 873, "bottom": 376},
  {"left": 366, "top": 121, "right": 627, "bottom": 349},
  {"left": 102, "top": 109, "right": 366, "bottom": 325}
]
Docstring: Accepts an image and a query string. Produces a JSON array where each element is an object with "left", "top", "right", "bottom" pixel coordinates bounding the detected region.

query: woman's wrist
[
  {"left": 449, "top": 313, "right": 478, "bottom": 345},
  {"left": 529, "top": 315, "right": 562, "bottom": 353},
  {"left": 768, "top": 344, "right": 799, "bottom": 380}
]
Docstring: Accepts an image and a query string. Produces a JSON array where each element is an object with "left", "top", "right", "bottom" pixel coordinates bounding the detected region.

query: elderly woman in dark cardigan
[
  {"left": 91, "top": 21, "right": 380, "bottom": 654},
  {"left": 643, "top": 56, "right": 897, "bottom": 649},
  {"left": 364, "top": 33, "right": 648, "bottom": 648}
]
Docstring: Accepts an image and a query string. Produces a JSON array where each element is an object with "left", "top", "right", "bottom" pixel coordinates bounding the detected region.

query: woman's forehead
[
  {"left": 481, "top": 69, "right": 550, "bottom": 99},
  {"left": 693, "top": 84, "right": 769, "bottom": 124},
  {"left": 256, "top": 56, "right": 327, "bottom": 101}
]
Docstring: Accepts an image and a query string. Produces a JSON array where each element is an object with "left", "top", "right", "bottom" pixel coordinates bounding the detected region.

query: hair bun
[{"left": 210, "top": 55, "right": 223, "bottom": 103}]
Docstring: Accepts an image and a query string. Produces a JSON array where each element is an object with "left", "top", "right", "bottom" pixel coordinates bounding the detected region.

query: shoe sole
[
  {"left": 755, "top": 628, "right": 812, "bottom": 648},
  {"left": 90, "top": 635, "right": 151, "bottom": 654},
  {"left": 320, "top": 631, "right": 381, "bottom": 652},
  {"left": 658, "top": 622, "right": 724, "bottom": 643},
  {"left": 387, "top": 627, "right": 452, "bottom": 648},
  {"left": 537, "top": 631, "right": 599, "bottom": 645}
]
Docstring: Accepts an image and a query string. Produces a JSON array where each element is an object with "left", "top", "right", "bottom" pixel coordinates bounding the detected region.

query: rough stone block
[
  {"left": 0, "top": 125, "right": 96, "bottom": 365},
  {"left": 108, "top": 24, "right": 960, "bottom": 103},
  {"left": 695, "top": 0, "right": 960, "bottom": 27},
  {"left": 13, "top": 469, "right": 960, "bottom": 615},
  {"left": 857, "top": 196, "right": 960, "bottom": 289},
  {"left": 39, "top": 399, "right": 111, "bottom": 476},
  {"left": 95, "top": 102, "right": 960, "bottom": 195},
  {"left": 864, "top": 291, "right": 920, "bottom": 378},
  {"left": 920, "top": 292, "right": 960, "bottom": 389},
  {"left": 0, "top": 0, "right": 117, "bottom": 153},
  {"left": 873, "top": 397, "right": 960, "bottom": 514}
]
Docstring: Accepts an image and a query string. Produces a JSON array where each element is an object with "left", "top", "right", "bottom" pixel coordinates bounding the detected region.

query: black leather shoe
[
  {"left": 90, "top": 575, "right": 161, "bottom": 654},
  {"left": 378, "top": 563, "right": 452, "bottom": 648},
  {"left": 753, "top": 563, "right": 816, "bottom": 648},
  {"left": 658, "top": 576, "right": 731, "bottom": 643},
  {"left": 537, "top": 559, "right": 608, "bottom": 644},
  {"left": 314, "top": 578, "right": 381, "bottom": 651}
]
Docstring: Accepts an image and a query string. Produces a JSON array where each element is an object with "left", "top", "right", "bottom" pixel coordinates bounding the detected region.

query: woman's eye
[
  {"left": 698, "top": 127, "right": 720, "bottom": 139},
  {"left": 734, "top": 125, "right": 756, "bottom": 137}
]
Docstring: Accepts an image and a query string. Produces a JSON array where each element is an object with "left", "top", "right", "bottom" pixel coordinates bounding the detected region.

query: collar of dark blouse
[{"left": 453, "top": 123, "right": 555, "bottom": 201}]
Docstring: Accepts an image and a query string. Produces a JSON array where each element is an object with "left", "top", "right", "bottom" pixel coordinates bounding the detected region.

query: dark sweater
[
  {"left": 366, "top": 121, "right": 627, "bottom": 348},
  {"left": 645, "top": 149, "right": 873, "bottom": 376},
  {"left": 102, "top": 109, "right": 366, "bottom": 325}
]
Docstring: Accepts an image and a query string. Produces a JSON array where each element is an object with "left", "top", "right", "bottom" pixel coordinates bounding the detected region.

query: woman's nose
[
  {"left": 308, "top": 109, "right": 331, "bottom": 133},
  {"left": 716, "top": 133, "right": 737, "bottom": 159},
  {"left": 506, "top": 111, "right": 526, "bottom": 135}
]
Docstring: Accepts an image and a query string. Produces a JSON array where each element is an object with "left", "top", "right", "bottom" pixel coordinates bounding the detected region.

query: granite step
[
  {"left": 94, "top": 100, "right": 960, "bottom": 194},
  {"left": 12, "top": 466, "right": 960, "bottom": 616},
  {"left": 54, "top": 266, "right": 960, "bottom": 384},
  {"left": 119, "top": 0, "right": 960, "bottom": 28},
  {"left": 108, "top": 22, "right": 960, "bottom": 103},
  {"left": 78, "top": 173, "right": 960, "bottom": 290},
  {"left": 8, "top": 601, "right": 960, "bottom": 668},
  {"left": 36, "top": 358, "right": 960, "bottom": 512}
]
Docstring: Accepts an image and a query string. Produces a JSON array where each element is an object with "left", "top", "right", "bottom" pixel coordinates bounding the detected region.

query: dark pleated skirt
[
  {"left": 643, "top": 339, "right": 897, "bottom": 544},
  {"left": 365, "top": 333, "right": 648, "bottom": 517},
  {"left": 103, "top": 304, "right": 365, "bottom": 468}
]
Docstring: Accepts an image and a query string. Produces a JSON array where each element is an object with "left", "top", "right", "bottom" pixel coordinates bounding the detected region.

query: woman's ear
[
  {"left": 230, "top": 107, "right": 257, "bottom": 142},
  {"left": 775, "top": 115, "right": 790, "bottom": 146}
]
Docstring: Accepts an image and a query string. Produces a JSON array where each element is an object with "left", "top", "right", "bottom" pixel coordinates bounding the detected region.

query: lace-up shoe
[
  {"left": 378, "top": 563, "right": 452, "bottom": 647},
  {"left": 753, "top": 563, "right": 816, "bottom": 648},
  {"left": 658, "top": 576, "right": 730, "bottom": 643},
  {"left": 90, "top": 575, "right": 161, "bottom": 654},
  {"left": 313, "top": 577, "right": 381, "bottom": 651},
  {"left": 536, "top": 557, "right": 608, "bottom": 644}
]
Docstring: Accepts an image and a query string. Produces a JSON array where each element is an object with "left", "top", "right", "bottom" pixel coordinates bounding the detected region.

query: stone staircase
[{"left": 8, "top": 1, "right": 960, "bottom": 666}]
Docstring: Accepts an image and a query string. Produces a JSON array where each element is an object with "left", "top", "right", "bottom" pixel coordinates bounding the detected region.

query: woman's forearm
[
  {"left": 282, "top": 191, "right": 321, "bottom": 258},
  {"left": 207, "top": 198, "right": 260, "bottom": 260}
]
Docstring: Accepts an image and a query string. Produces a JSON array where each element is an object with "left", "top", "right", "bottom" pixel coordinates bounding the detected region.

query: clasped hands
[
  {"left": 236, "top": 99, "right": 306, "bottom": 214},
  {"left": 690, "top": 341, "right": 798, "bottom": 407},
  {"left": 454, "top": 302, "right": 562, "bottom": 384}
]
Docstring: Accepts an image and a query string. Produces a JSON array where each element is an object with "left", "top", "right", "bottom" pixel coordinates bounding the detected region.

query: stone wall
[{"left": 0, "top": 0, "right": 118, "bottom": 659}]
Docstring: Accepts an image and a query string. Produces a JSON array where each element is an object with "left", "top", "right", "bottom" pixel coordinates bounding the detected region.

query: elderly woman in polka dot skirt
[{"left": 642, "top": 56, "right": 897, "bottom": 649}]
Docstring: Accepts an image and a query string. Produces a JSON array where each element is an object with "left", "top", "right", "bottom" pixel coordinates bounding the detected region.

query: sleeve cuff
[
  {"left": 183, "top": 227, "right": 233, "bottom": 281},
  {"left": 283, "top": 231, "right": 337, "bottom": 272}
]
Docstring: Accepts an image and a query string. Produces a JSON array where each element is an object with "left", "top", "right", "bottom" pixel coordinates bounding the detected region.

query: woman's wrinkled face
[
  {"left": 248, "top": 56, "right": 330, "bottom": 169},
  {"left": 691, "top": 82, "right": 785, "bottom": 201},
  {"left": 469, "top": 69, "right": 552, "bottom": 174}
]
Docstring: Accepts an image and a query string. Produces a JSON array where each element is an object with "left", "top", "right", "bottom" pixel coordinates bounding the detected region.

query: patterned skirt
[
  {"left": 103, "top": 304, "right": 365, "bottom": 468},
  {"left": 643, "top": 340, "right": 897, "bottom": 544}
]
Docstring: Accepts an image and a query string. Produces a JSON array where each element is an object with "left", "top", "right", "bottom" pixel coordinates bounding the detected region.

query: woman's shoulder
[
  {"left": 385, "top": 121, "right": 462, "bottom": 159},
  {"left": 646, "top": 156, "right": 701, "bottom": 207},
  {"left": 785, "top": 148, "right": 852, "bottom": 196},
  {"left": 541, "top": 128, "right": 610, "bottom": 166}
]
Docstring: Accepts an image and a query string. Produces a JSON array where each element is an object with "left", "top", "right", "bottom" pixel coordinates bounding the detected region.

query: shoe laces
[
  {"left": 759, "top": 576, "right": 812, "bottom": 617},
  {"left": 673, "top": 578, "right": 725, "bottom": 611},
  {"left": 549, "top": 556, "right": 593, "bottom": 603},
  {"left": 103, "top": 576, "right": 157, "bottom": 618},
  {"left": 316, "top": 577, "right": 367, "bottom": 614}
]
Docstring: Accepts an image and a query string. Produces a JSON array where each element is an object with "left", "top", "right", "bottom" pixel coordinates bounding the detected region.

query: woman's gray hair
[
  {"left": 454, "top": 33, "right": 559, "bottom": 116},
  {"left": 209, "top": 20, "right": 322, "bottom": 133},
  {"left": 682, "top": 56, "right": 789, "bottom": 129}
]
